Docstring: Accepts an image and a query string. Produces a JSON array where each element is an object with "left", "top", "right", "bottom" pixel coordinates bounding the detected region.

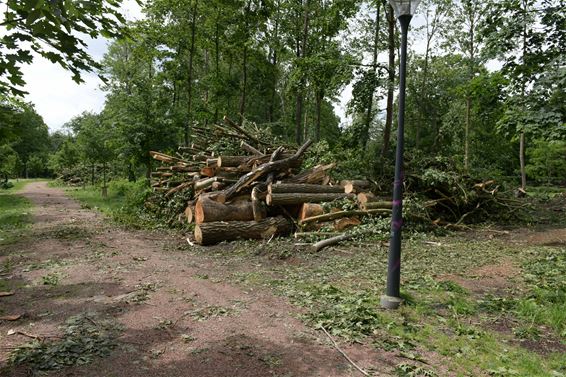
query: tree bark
[
  {"left": 266, "top": 192, "right": 354, "bottom": 206},
  {"left": 285, "top": 163, "right": 335, "bottom": 184},
  {"left": 195, "top": 197, "right": 254, "bottom": 223},
  {"left": 194, "top": 216, "right": 293, "bottom": 245},
  {"left": 340, "top": 180, "right": 371, "bottom": 194},
  {"left": 185, "top": 0, "right": 199, "bottom": 146},
  {"left": 299, "top": 209, "right": 390, "bottom": 225},
  {"left": 362, "top": 2, "right": 381, "bottom": 150},
  {"left": 268, "top": 183, "right": 344, "bottom": 194}
]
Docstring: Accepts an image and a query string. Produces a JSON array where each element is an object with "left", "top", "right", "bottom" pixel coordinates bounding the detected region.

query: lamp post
[{"left": 381, "top": 0, "right": 421, "bottom": 310}]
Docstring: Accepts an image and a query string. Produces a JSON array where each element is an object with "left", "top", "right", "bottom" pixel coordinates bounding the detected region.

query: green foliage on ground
[
  {"left": 219, "top": 233, "right": 566, "bottom": 376},
  {"left": 9, "top": 313, "right": 122, "bottom": 372}
]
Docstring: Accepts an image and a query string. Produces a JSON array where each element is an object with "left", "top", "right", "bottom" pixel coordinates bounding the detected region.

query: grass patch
[
  {"left": 0, "top": 182, "right": 33, "bottom": 245},
  {"left": 66, "top": 179, "right": 157, "bottom": 229}
]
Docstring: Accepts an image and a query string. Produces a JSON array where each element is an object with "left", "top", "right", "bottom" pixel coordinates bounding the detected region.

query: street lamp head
[{"left": 387, "top": 0, "right": 421, "bottom": 18}]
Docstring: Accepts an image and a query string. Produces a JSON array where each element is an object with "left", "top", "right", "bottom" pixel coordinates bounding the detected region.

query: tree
[
  {"left": 482, "top": 0, "right": 550, "bottom": 189},
  {"left": 442, "top": 0, "right": 488, "bottom": 172},
  {"left": 0, "top": 0, "right": 130, "bottom": 96}
]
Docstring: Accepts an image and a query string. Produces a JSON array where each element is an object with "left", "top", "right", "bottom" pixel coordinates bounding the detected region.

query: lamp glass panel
[{"left": 388, "top": 0, "right": 421, "bottom": 17}]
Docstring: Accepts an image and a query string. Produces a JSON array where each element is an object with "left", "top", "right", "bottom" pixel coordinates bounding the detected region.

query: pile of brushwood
[
  {"left": 146, "top": 117, "right": 391, "bottom": 246},
  {"left": 146, "top": 117, "right": 526, "bottom": 248}
]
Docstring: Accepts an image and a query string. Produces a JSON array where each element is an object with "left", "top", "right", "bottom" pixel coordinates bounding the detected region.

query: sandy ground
[{"left": 0, "top": 182, "right": 396, "bottom": 377}]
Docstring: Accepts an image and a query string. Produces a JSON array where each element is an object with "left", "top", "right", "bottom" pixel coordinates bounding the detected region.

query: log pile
[{"left": 147, "top": 117, "right": 391, "bottom": 245}]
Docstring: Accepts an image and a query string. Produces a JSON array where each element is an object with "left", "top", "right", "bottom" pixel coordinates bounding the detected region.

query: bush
[
  {"left": 0, "top": 181, "right": 14, "bottom": 190},
  {"left": 108, "top": 179, "right": 151, "bottom": 212}
]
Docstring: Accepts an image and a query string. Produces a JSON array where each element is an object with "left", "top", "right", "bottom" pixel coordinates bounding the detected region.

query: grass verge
[
  {"left": 0, "top": 181, "right": 33, "bottom": 245},
  {"left": 65, "top": 179, "right": 158, "bottom": 229}
]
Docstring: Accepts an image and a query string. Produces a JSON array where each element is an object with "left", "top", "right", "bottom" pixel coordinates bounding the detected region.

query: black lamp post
[{"left": 381, "top": 0, "right": 421, "bottom": 310}]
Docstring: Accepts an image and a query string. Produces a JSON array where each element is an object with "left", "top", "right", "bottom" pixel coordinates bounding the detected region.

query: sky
[{"left": 21, "top": 1, "right": 143, "bottom": 132}]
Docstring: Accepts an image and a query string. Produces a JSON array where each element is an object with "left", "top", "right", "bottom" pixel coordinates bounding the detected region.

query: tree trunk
[
  {"left": 185, "top": 0, "right": 199, "bottom": 146},
  {"left": 464, "top": 96, "right": 471, "bottom": 171},
  {"left": 340, "top": 180, "right": 371, "bottom": 194},
  {"left": 299, "top": 209, "right": 390, "bottom": 225},
  {"left": 268, "top": 183, "right": 344, "bottom": 194},
  {"left": 381, "top": 4, "right": 395, "bottom": 158},
  {"left": 266, "top": 192, "right": 354, "bottom": 206},
  {"left": 195, "top": 197, "right": 254, "bottom": 223},
  {"left": 298, "top": 203, "right": 324, "bottom": 221},
  {"left": 363, "top": 2, "right": 381, "bottom": 150},
  {"left": 315, "top": 90, "right": 322, "bottom": 142},
  {"left": 285, "top": 163, "right": 335, "bottom": 184},
  {"left": 251, "top": 186, "right": 267, "bottom": 221},
  {"left": 520, "top": 131, "right": 526, "bottom": 190},
  {"left": 360, "top": 201, "right": 393, "bottom": 211},
  {"left": 194, "top": 216, "right": 293, "bottom": 245},
  {"left": 295, "top": 0, "right": 309, "bottom": 145}
]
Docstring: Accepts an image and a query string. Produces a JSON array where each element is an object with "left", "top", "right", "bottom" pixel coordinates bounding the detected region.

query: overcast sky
[{"left": 21, "top": 1, "right": 143, "bottom": 132}]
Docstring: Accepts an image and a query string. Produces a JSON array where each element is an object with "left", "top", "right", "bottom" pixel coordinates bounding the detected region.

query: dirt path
[{"left": 1, "top": 182, "right": 389, "bottom": 376}]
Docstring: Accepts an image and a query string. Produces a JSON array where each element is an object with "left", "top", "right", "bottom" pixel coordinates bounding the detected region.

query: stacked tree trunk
[{"left": 147, "top": 117, "right": 392, "bottom": 245}]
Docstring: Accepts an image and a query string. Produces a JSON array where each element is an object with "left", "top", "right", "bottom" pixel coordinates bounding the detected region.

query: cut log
[
  {"left": 299, "top": 209, "right": 391, "bottom": 225},
  {"left": 298, "top": 203, "right": 324, "bottom": 221},
  {"left": 286, "top": 163, "right": 336, "bottom": 184},
  {"left": 185, "top": 205, "right": 195, "bottom": 224},
  {"left": 251, "top": 186, "right": 267, "bottom": 221},
  {"left": 266, "top": 192, "right": 354, "bottom": 206},
  {"left": 211, "top": 181, "right": 225, "bottom": 191},
  {"left": 206, "top": 158, "right": 219, "bottom": 167},
  {"left": 240, "top": 141, "right": 262, "bottom": 155},
  {"left": 150, "top": 151, "right": 189, "bottom": 164},
  {"left": 311, "top": 233, "right": 354, "bottom": 252},
  {"left": 341, "top": 180, "right": 371, "bottom": 194},
  {"left": 334, "top": 217, "right": 361, "bottom": 231},
  {"left": 217, "top": 156, "right": 249, "bottom": 167},
  {"left": 268, "top": 183, "right": 344, "bottom": 194},
  {"left": 218, "top": 139, "right": 313, "bottom": 203},
  {"left": 357, "top": 192, "right": 377, "bottom": 205},
  {"left": 360, "top": 201, "right": 393, "bottom": 211},
  {"left": 194, "top": 177, "right": 218, "bottom": 192},
  {"left": 165, "top": 181, "right": 193, "bottom": 197},
  {"left": 200, "top": 167, "right": 216, "bottom": 177},
  {"left": 195, "top": 197, "right": 254, "bottom": 224},
  {"left": 194, "top": 216, "right": 293, "bottom": 245},
  {"left": 223, "top": 116, "right": 265, "bottom": 146}
]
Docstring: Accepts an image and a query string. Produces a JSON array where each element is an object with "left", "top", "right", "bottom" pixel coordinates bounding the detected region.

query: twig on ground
[{"left": 320, "top": 326, "right": 370, "bottom": 376}]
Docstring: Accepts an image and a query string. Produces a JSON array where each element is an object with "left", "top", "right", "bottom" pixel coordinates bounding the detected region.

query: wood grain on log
[
  {"left": 341, "top": 180, "right": 371, "bottom": 194},
  {"left": 298, "top": 203, "right": 324, "bottom": 221}
]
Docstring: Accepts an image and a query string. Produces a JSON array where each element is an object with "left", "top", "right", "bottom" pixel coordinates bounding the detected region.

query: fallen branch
[
  {"left": 320, "top": 326, "right": 370, "bottom": 376},
  {"left": 299, "top": 209, "right": 391, "bottom": 225}
]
